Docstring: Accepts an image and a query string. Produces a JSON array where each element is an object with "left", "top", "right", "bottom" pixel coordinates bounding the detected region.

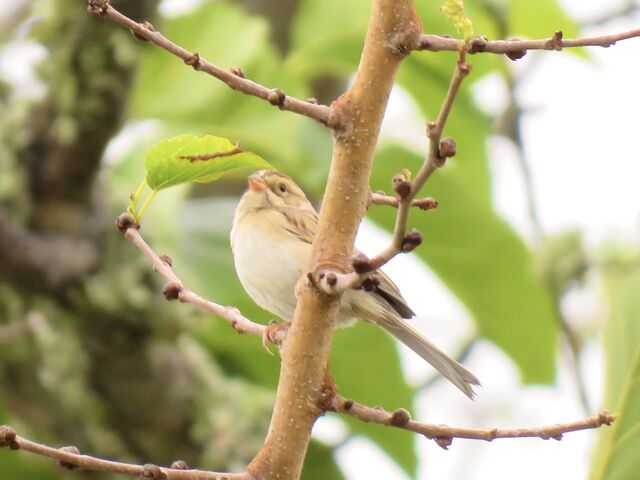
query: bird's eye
[{"left": 278, "top": 183, "right": 287, "bottom": 193}]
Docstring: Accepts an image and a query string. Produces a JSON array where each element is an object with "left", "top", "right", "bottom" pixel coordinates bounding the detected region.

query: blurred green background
[{"left": 0, "top": 0, "right": 638, "bottom": 479}]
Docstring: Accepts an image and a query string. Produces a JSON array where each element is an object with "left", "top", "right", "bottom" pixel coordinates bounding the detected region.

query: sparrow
[{"left": 230, "top": 170, "right": 480, "bottom": 398}]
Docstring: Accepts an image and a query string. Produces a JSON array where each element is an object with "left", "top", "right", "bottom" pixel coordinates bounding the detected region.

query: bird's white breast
[{"left": 230, "top": 210, "right": 305, "bottom": 321}]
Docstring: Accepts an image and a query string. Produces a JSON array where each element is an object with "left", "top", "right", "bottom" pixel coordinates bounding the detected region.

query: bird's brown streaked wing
[
  {"left": 277, "top": 207, "right": 415, "bottom": 319},
  {"left": 279, "top": 207, "right": 318, "bottom": 245},
  {"left": 373, "top": 269, "right": 416, "bottom": 319}
]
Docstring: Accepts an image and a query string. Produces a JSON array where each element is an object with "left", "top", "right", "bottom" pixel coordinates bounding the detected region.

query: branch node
[
  {"left": 171, "top": 460, "right": 189, "bottom": 470},
  {"left": 548, "top": 30, "right": 564, "bottom": 50},
  {"left": 598, "top": 410, "right": 615, "bottom": 426},
  {"left": 229, "top": 66, "right": 245, "bottom": 78},
  {"left": 141, "top": 464, "right": 167, "bottom": 480},
  {"left": 159, "top": 254, "right": 173, "bottom": 267},
  {"left": 115, "top": 213, "right": 138, "bottom": 234},
  {"left": 170, "top": 460, "right": 189, "bottom": 470},
  {"left": 86, "top": 0, "right": 109, "bottom": 16},
  {"left": 434, "top": 436, "right": 453, "bottom": 450},
  {"left": 438, "top": 137, "right": 457, "bottom": 162},
  {"left": 184, "top": 53, "right": 201, "bottom": 70},
  {"left": 268, "top": 88, "right": 287, "bottom": 109},
  {"left": 351, "top": 253, "right": 373, "bottom": 274},
  {"left": 468, "top": 36, "right": 488, "bottom": 54},
  {"left": 506, "top": 39, "right": 528, "bottom": 61},
  {"left": 162, "top": 281, "right": 182, "bottom": 301},
  {"left": 58, "top": 446, "right": 81, "bottom": 470},
  {"left": 306, "top": 97, "right": 319, "bottom": 104},
  {"left": 401, "top": 229, "right": 423, "bottom": 253},
  {"left": 392, "top": 174, "right": 411, "bottom": 199},
  {"left": 361, "top": 276, "right": 380, "bottom": 292},
  {"left": 0, "top": 425, "right": 19, "bottom": 450},
  {"left": 390, "top": 408, "right": 411, "bottom": 426},
  {"left": 415, "top": 197, "right": 439, "bottom": 210}
]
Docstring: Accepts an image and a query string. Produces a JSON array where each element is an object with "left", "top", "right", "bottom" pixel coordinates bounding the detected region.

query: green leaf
[
  {"left": 370, "top": 145, "right": 557, "bottom": 383},
  {"left": 591, "top": 271, "right": 640, "bottom": 480},
  {"left": 441, "top": 0, "right": 474, "bottom": 40},
  {"left": 302, "top": 441, "right": 346, "bottom": 480},
  {"left": 144, "top": 134, "right": 272, "bottom": 191},
  {"left": 332, "top": 323, "right": 417, "bottom": 477}
]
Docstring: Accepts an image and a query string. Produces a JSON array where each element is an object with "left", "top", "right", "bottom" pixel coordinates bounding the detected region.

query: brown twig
[
  {"left": 329, "top": 398, "right": 615, "bottom": 449},
  {"left": 0, "top": 425, "right": 248, "bottom": 479},
  {"left": 115, "top": 213, "right": 285, "bottom": 345},
  {"left": 417, "top": 27, "right": 640, "bottom": 58},
  {"left": 86, "top": 0, "right": 330, "bottom": 125},
  {"left": 315, "top": 53, "right": 468, "bottom": 294},
  {"left": 369, "top": 191, "right": 439, "bottom": 210}
]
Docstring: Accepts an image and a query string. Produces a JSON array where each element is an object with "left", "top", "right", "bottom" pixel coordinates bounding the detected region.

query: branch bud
[
  {"left": 0, "top": 425, "right": 18, "bottom": 450},
  {"left": 229, "top": 66, "right": 245, "bottom": 78},
  {"left": 58, "top": 446, "right": 80, "bottom": 470},
  {"left": 351, "top": 253, "right": 373, "bottom": 274},
  {"left": 162, "top": 282, "right": 182, "bottom": 301},
  {"left": 170, "top": 460, "right": 189, "bottom": 470},
  {"left": 434, "top": 436, "right": 453, "bottom": 450},
  {"left": 392, "top": 169, "right": 412, "bottom": 199},
  {"left": 268, "top": 88, "right": 286, "bottom": 108},
  {"left": 506, "top": 39, "right": 527, "bottom": 61},
  {"left": 468, "top": 36, "right": 488, "bottom": 54},
  {"left": 159, "top": 254, "right": 173, "bottom": 267},
  {"left": 361, "top": 276, "right": 380, "bottom": 292},
  {"left": 141, "top": 464, "right": 166, "bottom": 480},
  {"left": 390, "top": 408, "right": 411, "bottom": 426},
  {"left": 115, "top": 213, "right": 137, "bottom": 233},
  {"left": 401, "top": 229, "right": 423, "bottom": 253},
  {"left": 184, "top": 53, "right": 201, "bottom": 70},
  {"left": 439, "top": 137, "right": 457, "bottom": 160}
]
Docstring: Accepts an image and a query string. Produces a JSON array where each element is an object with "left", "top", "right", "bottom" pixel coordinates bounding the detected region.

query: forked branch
[{"left": 316, "top": 52, "right": 470, "bottom": 293}]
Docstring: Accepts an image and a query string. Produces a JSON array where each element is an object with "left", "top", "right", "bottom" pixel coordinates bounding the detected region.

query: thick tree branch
[
  {"left": 87, "top": 0, "right": 330, "bottom": 125},
  {"left": 0, "top": 426, "right": 247, "bottom": 480},
  {"left": 417, "top": 27, "right": 640, "bottom": 58},
  {"left": 329, "top": 398, "right": 615, "bottom": 449},
  {"left": 116, "top": 214, "right": 285, "bottom": 345},
  {"left": 247, "top": 1, "right": 422, "bottom": 479}
]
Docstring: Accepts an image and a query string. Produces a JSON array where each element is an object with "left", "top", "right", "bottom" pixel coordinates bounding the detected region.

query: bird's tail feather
[{"left": 382, "top": 318, "right": 480, "bottom": 399}]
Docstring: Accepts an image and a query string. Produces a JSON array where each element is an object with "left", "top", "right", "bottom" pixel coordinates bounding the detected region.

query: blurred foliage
[
  {"left": 591, "top": 258, "right": 640, "bottom": 480},
  {"left": 0, "top": 0, "right": 636, "bottom": 480}
]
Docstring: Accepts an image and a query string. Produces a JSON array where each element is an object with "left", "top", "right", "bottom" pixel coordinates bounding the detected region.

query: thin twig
[
  {"left": 315, "top": 53, "right": 470, "bottom": 294},
  {"left": 329, "top": 397, "right": 615, "bottom": 449},
  {"left": 0, "top": 426, "right": 248, "bottom": 480},
  {"left": 115, "top": 214, "right": 286, "bottom": 346},
  {"left": 369, "top": 191, "right": 438, "bottom": 210},
  {"left": 86, "top": 0, "right": 330, "bottom": 125},
  {"left": 417, "top": 27, "right": 640, "bottom": 57}
]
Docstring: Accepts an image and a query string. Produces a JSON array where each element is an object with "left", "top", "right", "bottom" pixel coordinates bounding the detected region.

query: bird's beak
[{"left": 248, "top": 172, "right": 267, "bottom": 191}]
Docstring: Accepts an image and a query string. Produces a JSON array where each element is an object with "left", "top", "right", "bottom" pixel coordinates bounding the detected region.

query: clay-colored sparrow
[{"left": 231, "top": 170, "right": 479, "bottom": 398}]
